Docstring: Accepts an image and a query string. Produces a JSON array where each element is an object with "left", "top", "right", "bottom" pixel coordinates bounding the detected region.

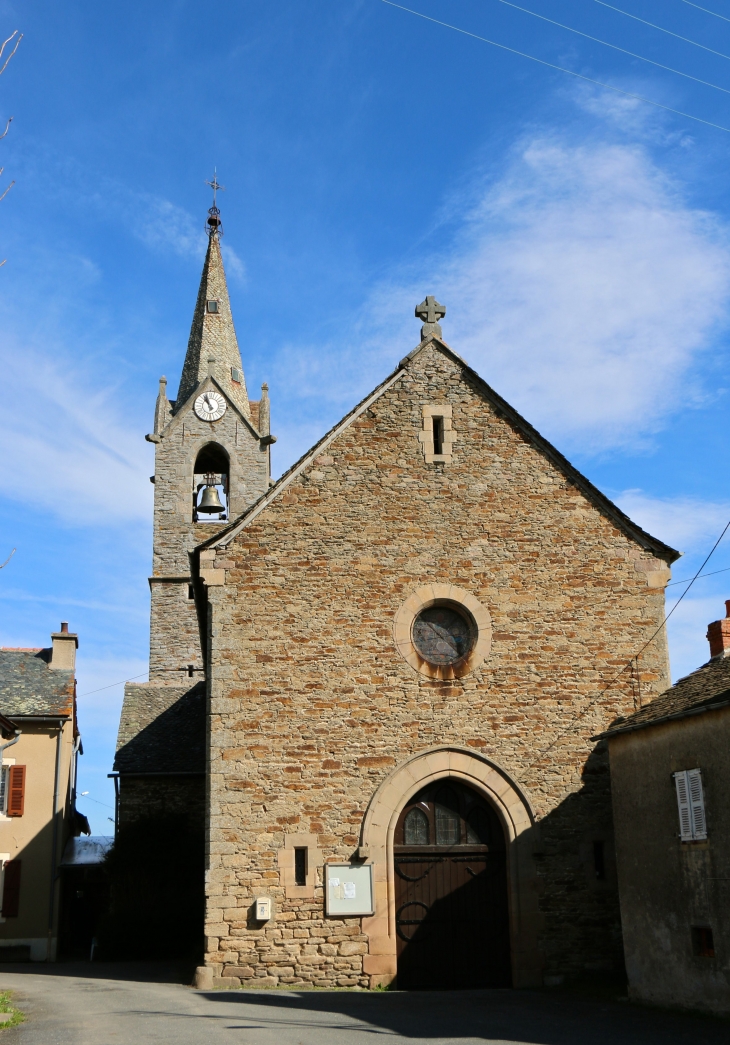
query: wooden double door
[{"left": 394, "top": 781, "right": 511, "bottom": 990}]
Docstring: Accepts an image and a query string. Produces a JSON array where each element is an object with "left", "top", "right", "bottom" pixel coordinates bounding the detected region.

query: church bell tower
[{"left": 145, "top": 187, "right": 274, "bottom": 682}]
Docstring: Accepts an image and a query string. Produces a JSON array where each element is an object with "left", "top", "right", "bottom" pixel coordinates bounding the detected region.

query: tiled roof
[
  {"left": 0, "top": 649, "right": 74, "bottom": 717},
  {"left": 599, "top": 655, "right": 730, "bottom": 739},
  {"left": 114, "top": 682, "right": 205, "bottom": 774}
]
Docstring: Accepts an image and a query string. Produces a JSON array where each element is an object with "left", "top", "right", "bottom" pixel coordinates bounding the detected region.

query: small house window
[
  {"left": 1, "top": 766, "right": 25, "bottom": 818},
  {"left": 692, "top": 926, "right": 715, "bottom": 957},
  {"left": 674, "top": 769, "right": 707, "bottom": 841},
  {"left": 294, "top": 847, "right": 307, "bottom": 887},
  {"left": 206, "top": 299, "right": 219, "bottom": 314},
  {"left": 231, "top": 367, "right": 244, "bottom": 384}
]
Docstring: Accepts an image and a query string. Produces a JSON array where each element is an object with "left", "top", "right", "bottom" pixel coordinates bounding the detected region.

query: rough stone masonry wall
[
  {"left": 150, "top": 398, "right": 269, "bottom": 680},
  {"left": 203, "top": 342, "right": 672, "bottom": 988}
]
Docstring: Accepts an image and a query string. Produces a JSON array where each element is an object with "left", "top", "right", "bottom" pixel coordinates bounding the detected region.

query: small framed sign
[{"left": 325, "top": 862, "right": 374, "bottom": 917}]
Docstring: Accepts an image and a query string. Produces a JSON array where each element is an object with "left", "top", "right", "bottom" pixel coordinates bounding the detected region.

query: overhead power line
[
  {"left": 667, "top": 564, "right": 730, "bottom": 587},
  {"left": 380, "top": 1, "right": 730, "bottom": 133},
  {"left": 489, "top": 0, "right": 730, "bottom": 96},
  {"left": 77, "top": 672, "right": 148, "bottom": 698},
  {"left": 679, "top": 1, "right": 730, "bottom": 23},
  {"left": 592, "top": 1, "right": 730, "bottom": 62},
  {"left": 532, "top": 516, "right": 730, "bottom": 766}
]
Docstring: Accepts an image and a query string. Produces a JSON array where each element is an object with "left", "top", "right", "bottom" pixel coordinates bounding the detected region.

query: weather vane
[{"left": 205, "top": 168, "right": 225, "bottom": 236}]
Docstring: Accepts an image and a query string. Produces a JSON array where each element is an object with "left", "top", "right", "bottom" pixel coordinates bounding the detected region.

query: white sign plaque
[{"left": 325, "top": 863, "right": 374, "bottom": 917}]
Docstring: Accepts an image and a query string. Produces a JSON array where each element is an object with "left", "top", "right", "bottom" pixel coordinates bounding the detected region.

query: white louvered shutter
[
  {"left": 674, "top": 771, "right": 693, "bottom": 841},
  {"left": 687, "top": 769, "right": 707, "bottom": 840}
]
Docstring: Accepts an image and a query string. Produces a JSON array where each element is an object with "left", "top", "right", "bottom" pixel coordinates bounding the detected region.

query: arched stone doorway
[
  {"left": 360, "top": 747, "right": 542, "bottom": 989},
  {"left": 394, "top": 780, "right": 511, "bottom": 989}
]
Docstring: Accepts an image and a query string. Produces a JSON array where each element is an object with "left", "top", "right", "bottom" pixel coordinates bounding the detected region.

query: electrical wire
[
  {"left": 77, "top": 672, "right": 148, "bottom": 698},
  {"left": 531, "top": 517, "right": 730, "bottom": 765},
  {"left": 380, "top": 2, "right": 730, "bottom": 132},
  {"left": 679, "top": 1, "right": 730, "bottom": 23},
  {"left": 592, "top": 1, "right": 730, "bottom": 62},
  {"left": 489, "top": 0, "right": 730, "bottom": 96},
  {"left": 666, "top": 564, "right": 730, "bottom": 587}
]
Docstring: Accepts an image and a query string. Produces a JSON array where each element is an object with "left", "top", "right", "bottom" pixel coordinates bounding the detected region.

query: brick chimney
[
  {"left": 707, "top": 601, "right": 730, "bottom": 659},
  {"left": 50, "top": 621, "right": 78, "bottom": 670}
]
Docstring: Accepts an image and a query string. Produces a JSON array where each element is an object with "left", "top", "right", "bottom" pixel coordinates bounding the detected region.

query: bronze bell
[{"left": 197, "top": 484, "right": 225, "bottom": 514}]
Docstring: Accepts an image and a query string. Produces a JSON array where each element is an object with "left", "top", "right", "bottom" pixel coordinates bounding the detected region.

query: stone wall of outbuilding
[{"left": 608, "top": 706, "right": 730, "bottom": 1015}]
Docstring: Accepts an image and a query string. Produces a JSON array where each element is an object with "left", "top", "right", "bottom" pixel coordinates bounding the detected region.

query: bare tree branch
[
  {"left": 0, "top": 31, "right": 22, "bottom": 77},
  {"left": 0, "top": 179, "right": 14, "bottom": 203},
  {"left": 0, "top": 117, "right": 12, "bottom": 141}
]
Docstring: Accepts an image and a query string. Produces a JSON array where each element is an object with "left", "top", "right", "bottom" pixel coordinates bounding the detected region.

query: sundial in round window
[{"left": 411, "top": 604, "right": 476, "bottom": 666}]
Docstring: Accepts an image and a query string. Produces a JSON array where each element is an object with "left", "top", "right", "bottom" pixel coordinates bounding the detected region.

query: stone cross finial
[{"left": 415, "top": 295, "right": 446, "bottom": 339}]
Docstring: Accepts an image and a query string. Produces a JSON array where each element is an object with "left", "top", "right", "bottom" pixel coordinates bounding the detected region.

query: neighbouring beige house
[
  {"left": 601, "top": 601, "right": 730, "bottom": 1015},
  {"left": 116, "top": 201, "right": 683, "bottom": 990},
  {"left": 0, "top": 623, "right": 87, "bottom": 961}
]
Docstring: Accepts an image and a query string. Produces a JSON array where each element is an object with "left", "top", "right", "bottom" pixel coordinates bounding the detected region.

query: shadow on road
[
  {"left": 195, "top": 984, "right": 730, "bottom": 1045},
  {"left": 0, "top": 961, "right": 195, "bottom": 985}
]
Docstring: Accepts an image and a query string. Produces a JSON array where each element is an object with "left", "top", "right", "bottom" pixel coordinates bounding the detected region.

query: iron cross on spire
[
  {"left": 206, "top": 169, "right": 225, "bottom": 207},
  {"left": 205, "top": 170, "right": 225, "bottom": 236},
  {"left": 415, "top": 295, "right": 446, "bottom": 339}
]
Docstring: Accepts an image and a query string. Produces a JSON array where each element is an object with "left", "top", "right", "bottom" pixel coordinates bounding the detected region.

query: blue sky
[{"left": 2, "top": 0, "right": 730, "bottom": 832}]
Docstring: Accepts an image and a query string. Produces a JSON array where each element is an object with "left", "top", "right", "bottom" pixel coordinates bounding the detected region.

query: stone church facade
[{"left": 116, "top": 205, "right": 679, "bottom": 989}]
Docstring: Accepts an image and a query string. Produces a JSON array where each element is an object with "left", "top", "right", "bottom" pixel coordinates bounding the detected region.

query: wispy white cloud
[
  {"left": 281, "top": 134, "right": 730, "bottom": 461},
  {"left": 0, "top": 334, "right": 151, "bottom": 524},
  {"left": 615, "top": 490, "right": 730, "bottom": 555}
]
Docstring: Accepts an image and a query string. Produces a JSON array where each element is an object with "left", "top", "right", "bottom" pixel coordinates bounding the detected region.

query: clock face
[{"left": 194, "top": 390, "right": 227, "bottom": 422}]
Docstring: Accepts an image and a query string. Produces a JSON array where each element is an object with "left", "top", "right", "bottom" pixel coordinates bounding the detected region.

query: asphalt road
[{"left": 0, "top": 963, "right": 727, "bottom": 1045}]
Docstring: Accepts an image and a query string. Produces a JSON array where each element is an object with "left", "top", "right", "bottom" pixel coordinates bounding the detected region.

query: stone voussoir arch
[{"left": 359, "top": 746, "right": 542, "bottom": 989}]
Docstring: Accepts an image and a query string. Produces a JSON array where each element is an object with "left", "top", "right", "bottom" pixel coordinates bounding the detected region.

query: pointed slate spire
[{"left": 175, "top": 223, "right": 250, "bottom": 420}]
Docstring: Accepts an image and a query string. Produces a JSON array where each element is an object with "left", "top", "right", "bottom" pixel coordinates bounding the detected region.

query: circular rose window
[{"left": 411, "top": 604, "right": 476, "bottom": 666}]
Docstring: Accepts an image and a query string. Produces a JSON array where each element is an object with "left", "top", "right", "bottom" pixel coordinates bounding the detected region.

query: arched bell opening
[
  {"left": 393, "top": 780, "right": 511, "bottom": 990},
  {"left": 193, "top": 443, "right": 229, "bottom": 523}
]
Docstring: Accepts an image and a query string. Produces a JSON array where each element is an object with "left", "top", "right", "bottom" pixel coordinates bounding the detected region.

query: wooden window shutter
[
  {"left": 674, "top": 771, "right": 693, "bottom": 841},
  {"left": 687, "top": 769, "right": 707, "bottom": 840},
  {"left": 1, "top": 860, "right": 21, "bottom": 918},
  {"left": 7, "top": 766, "right": 25, "bottom": 817}
]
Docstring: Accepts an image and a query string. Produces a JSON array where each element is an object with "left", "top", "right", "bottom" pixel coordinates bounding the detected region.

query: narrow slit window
[
  {"left": 593, "top": 841, "right": 606, "bottom": 880},
  {"left": 432, "top": 416, "right": 444, "bottom": 455},
  {"left": 294, "top": 847, "right": 307, "bottom": 887},
  {"left": 188, "top": 584, "right": 195, "bottom": 600}
]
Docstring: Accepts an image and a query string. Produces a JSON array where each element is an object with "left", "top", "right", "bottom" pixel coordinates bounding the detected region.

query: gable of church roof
[{"left": 196, "top": 335, "right": 679, "bottom": 564}]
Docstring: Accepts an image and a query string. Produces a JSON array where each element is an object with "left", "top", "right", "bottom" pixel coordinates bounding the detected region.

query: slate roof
[
  {"left": 598, "top": 655, "right": 730, "bottom": 739},
  {"left": 0, "top": 648, "right": 75, "bottom": 717},
  {"left": 199, "top": 335, "right": 679, "bottom": 564},
  {"left": 114, "top": 682, "right": 205, "bottom": 774}
]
